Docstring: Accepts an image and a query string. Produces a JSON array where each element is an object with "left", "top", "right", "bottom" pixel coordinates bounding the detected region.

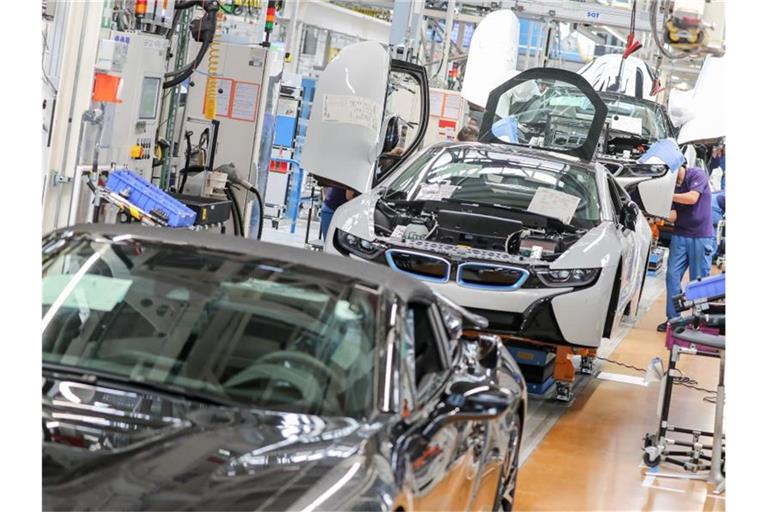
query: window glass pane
[{"left": 42, "top": 240, "right": 378, "bottom": 418}]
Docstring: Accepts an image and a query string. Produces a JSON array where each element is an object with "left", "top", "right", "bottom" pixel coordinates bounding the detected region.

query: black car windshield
[
  {"left": 601, "top": 94, "right": 670, "bottom": 140},
  {"left": 384, "top": 146, "right": 602, "bottom": 228},
  {"left": 490, "top": 79, "right": 598, "bottom": 155},
  {"left": 42, "top": 238, "right": 379, "bottom": 418}
]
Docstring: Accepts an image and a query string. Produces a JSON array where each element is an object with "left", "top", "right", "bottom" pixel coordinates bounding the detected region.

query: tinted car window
[{"left": 42, "top": 239, "right": 378, "bottom": 418}]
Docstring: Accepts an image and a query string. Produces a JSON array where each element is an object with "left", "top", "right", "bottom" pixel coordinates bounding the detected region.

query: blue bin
[
  {"left": 684, "top": 273, "right": 725, "bottom": 302},
  {"left": 106, "top": 170, "right": 196, "bottom": 227}
]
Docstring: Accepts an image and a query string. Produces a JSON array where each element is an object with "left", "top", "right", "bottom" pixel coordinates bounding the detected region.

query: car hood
[{"left": 43, "top": 378, "right": 383, "bottom": 511}]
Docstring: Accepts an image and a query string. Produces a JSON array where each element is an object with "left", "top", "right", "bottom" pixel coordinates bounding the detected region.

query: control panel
[{"left": 94, "top": 31, "right": 169, "bottom": 180}]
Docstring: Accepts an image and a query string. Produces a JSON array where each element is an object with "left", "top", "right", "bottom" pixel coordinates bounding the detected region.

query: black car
[{"left": 42, "top": 224, "right": 526, "bottom": 511}]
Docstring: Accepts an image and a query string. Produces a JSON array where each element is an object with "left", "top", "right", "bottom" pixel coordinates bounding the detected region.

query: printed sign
[{"left": 322, "top": 94, "right": 383, "bottom": 132}]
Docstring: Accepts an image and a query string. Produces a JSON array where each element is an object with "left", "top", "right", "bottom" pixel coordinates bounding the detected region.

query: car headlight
[
  {"left": 334, "top": 229, "right": 385, "bottom": 260},
  {"left": 536, "top": 268, "right": 600, "bottom": 288}
]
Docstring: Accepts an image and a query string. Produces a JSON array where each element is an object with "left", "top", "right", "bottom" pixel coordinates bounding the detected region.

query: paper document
[
  {"left": 429, "top": 90, "right": 444, "bottom": 117},
  {"left": 610, "top": 115, "right": 643, "bottom": 136},
  {"left": 231, "top": 81, "right": 259, "bottom": 121},
  {"left": 322, "top": 94, "right": 383, "bottom": 132},
  {"left": 527, "top": 187, "right": 581, "bottom": 224},
  {"left": 442, "top": 94, "right": 462, "bottom": 120},
  {"left": 415, "top": 183, "right": 457, "bottom": 201},
  {"left": 207, "top": 77, "right": 233, "bottom": 118}
]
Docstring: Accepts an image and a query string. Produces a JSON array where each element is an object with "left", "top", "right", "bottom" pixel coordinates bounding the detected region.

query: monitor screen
[{"left": 139, "top": 76, "right": 161, "bottom": 120}]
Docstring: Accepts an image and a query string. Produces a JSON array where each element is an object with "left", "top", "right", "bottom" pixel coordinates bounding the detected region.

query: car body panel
[
  {"left": 302, "top": 41, "right": 390, "bottom": 193},
  {"left": 302, "top": 42, "right": 430, "bottom": 194},
  {"left": 578, "top": 54, "right": 658, "bottom": 100},
  {"left": 461, "top": 9, "right": 520, "bottom": 108},
  {"left": 479, "top": 67, "right": 609, "bottom": 162},
  {"left": 676, "top": 55, "right": 724, "bottom": 145}
]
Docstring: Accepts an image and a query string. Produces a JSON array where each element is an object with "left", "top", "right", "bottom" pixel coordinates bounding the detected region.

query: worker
[
  {"left": 657, "top": 164, "right": 714, "bottom": 332},
  {"left": 319, "top": 187, "right": 354, "bottom": 240},
  {"left": 457, "top": 126, "right": 479, "bottom": 142}
]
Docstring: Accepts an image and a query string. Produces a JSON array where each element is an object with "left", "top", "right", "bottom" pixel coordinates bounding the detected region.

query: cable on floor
[{"left": 595, "top": 356, "right": 717, "bottom": 401}]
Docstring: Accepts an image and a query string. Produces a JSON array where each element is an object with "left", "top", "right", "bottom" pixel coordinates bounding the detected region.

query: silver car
[{"left": 302, "top": 43, "right": 678, "bottom": 349}]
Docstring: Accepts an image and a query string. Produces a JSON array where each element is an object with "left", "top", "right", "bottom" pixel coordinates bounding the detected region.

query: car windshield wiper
[{"left": 42, "top": 362, "right": 237, "bottom": 408}]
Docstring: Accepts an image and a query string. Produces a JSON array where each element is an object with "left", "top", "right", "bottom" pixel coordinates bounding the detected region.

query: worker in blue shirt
[{"left": 657, "top": 164, "right": 715, "bottom": 331}]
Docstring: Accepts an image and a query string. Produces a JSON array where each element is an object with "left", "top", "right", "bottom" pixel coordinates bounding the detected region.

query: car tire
[{"left": 493, "top": 413, "right": 522, "bottom": 512}]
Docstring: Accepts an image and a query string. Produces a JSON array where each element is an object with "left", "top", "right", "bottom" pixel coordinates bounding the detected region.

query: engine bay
[{"left": 374, "top": 199, "right": 585, "bottom": 261}]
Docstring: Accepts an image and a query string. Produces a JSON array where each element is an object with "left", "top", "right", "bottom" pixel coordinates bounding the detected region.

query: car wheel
[{"left": 493, "top": 413, "right": 522, "bottom": 512}]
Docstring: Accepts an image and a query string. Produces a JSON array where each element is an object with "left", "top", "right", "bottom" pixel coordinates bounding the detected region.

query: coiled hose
[{"left": 203, "top": 10, "right": 223, "bottom": 119}]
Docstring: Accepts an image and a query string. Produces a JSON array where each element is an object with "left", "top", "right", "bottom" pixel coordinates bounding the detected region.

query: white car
[{"left": 302, "top": 42, "right": 678, "bottom": 349}]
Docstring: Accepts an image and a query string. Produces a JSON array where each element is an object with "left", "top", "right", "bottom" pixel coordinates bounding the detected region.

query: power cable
[{"left": 595, "top": 355, "right": 717, "bottom": 400}]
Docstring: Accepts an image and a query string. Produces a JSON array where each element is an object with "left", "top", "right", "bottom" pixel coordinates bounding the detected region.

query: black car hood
[{"left": 43, "top": 378, "right": 378, "bottom": 511}]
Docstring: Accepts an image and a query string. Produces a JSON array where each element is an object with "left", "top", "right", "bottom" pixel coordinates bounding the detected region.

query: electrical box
[
  {"left": 182, "top": 41, "right": 284, "bottom": 237},
  {"left": 93, "top": 31, "right": 169, "bottom": 180}
]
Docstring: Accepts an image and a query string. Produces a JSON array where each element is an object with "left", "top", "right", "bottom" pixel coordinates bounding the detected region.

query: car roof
[{"left": 48, "top": 224, "right": 436, "bottom": 303}]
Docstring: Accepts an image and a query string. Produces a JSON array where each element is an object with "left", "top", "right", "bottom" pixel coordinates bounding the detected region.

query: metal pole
[
  {"left": 161, "top": 8, "right": 191, "bottom": 190},
  {"left": 440, "top": 0, "right": 457, "bottom": 86}
]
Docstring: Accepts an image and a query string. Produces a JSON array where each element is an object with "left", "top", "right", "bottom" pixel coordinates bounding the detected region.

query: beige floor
[{"left": 515, "top": 289, "right": 725, "bottom": 511}]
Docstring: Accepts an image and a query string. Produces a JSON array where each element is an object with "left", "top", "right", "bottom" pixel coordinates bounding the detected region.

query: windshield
[
  {"left": 490, "top": 79, "right": 598, "bottom": 154},
  {"left": 42, "top": 238, "right": 379, "bottom": 418},
  {"left": 601, "top": 95, "right": 670, "bottom": 140},
  {"left": 385, "top": 146, "right": 602, "bottom": 228}
]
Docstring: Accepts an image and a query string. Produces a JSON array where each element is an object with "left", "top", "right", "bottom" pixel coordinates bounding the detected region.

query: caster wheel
[
  {"left": 271, "top": 219, "right": 279, "bottom": 230},
  {"left": 555, "top": 382, "right": 573, "bottom": 402},
  {"left": 579, "top": 356, "right": 594, "bottom": 375},
  {"left": 643, "top": 451, "right": 661, "bottom": 468}
]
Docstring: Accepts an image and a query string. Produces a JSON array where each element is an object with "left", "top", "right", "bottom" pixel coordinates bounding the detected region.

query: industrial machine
[
  {"left": 182, "top": 38, "right": 284, "bottom": 237},
  {"left": 45, "top": 0, "right": 287, "bottom": 238}
]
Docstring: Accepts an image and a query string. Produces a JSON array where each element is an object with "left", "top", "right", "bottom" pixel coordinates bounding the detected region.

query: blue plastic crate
[
  {"left": 106, "top": 170, "right": 196, "bottom": 227},
  {"left": 684, "top": 273, "right": 725, "bottom": 302}
]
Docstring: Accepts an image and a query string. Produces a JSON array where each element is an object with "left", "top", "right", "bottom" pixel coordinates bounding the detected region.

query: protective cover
[
  {"left": 461, "top": 9, "right": 520, "bottom": 108},
  {"left": 302, "top": 41, "right": 390, "bottom": 193},
  {"left": 676, "top": 55, "right": 724, "bottom": 144}
]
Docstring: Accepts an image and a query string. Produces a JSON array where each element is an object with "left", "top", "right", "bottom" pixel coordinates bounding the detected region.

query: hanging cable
[
  {"left": 163, "top": 1, "right": 220, "bottom": 89},
  {"left": 203, "top": 10, "right": 223, "bottom": 119}
]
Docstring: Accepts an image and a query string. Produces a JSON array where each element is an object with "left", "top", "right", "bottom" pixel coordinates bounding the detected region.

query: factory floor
[
  {"left": 515, "top": 277, "right": 725, "bottom": 512},
  {"left": 261, "top": 219, "right": 726, "bottom": 511}
]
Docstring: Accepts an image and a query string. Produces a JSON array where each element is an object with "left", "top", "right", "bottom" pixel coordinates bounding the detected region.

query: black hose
[
  {"left": 224, "top": 184, "right": 244, "bottom": 237},
  {"left": 163, "top": 38, "right": 211, "bottom": 89}
]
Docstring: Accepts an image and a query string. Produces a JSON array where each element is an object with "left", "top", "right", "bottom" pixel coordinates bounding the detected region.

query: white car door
[
  {"left": 605, "top": 174, "right": 641, "bottom": 315},
  {"left": 302, "top": 41, "right": 429, "bottom": 194},
  {"left": 614, "top": 138, "right": 683, "bottom": 219}
]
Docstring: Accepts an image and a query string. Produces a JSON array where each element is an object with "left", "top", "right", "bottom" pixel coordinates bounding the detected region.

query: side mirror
[
  {"left": 462, "top": 332, "right": 502, "bottom": 371},
  {"left": 620, "top": 201, "right": 640, "bottom": 231},
  {"left": 423, "top": 381, "right": 513, "bottom": 437},
  {"left": 382, "top": 116, "right": 402, "bottom": 153}
]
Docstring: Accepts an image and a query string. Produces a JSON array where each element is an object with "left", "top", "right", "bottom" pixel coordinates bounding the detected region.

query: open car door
[
  {"left": 478, "top": 67, "right": 608, "bottom": 162},
  {"left": 612, "top": 138, "right": 683, "bottom": 219},
  {"left": 302, "top": 41, "right": 429, "bottom": 194}
]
